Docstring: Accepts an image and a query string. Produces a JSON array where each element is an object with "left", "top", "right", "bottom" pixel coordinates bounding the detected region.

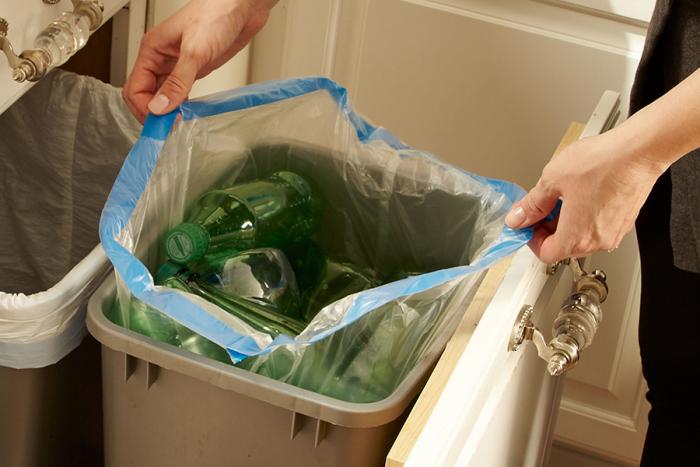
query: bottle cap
[
  {"left": 154, "top": 261, "right": 187, "bottom": 285},
  {"left": 165, "top": 223, "right": 210, "bottom": 263}
]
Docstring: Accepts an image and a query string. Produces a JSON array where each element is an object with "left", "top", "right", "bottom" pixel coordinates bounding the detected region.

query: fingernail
[
  {"left": 148, "top": 94, "right": 170, "bottom": 114},
  {"left": 505, "top": 207, "right": 526, "bottom": 228}
]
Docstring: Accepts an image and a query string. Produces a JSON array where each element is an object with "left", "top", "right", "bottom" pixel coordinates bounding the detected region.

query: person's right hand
[
  {"left": 504, "top": 129, "right": 664, "bottom": 263},
  {"left": 123, "top": 0, "right": 277, "bottom": 123}
]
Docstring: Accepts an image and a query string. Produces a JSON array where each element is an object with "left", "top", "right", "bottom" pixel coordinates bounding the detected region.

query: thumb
[
  {"left": 505, "top": 181, "right": 559, "bottom": 229},
  {"left": 147, "top": 55, "right": 199, "bottom": 115}
]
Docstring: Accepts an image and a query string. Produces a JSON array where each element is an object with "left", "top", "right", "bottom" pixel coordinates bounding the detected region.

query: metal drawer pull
[
  {"left": 0, "top": 1, "right": 103, "bottom": 83},
  {"left": 509, "top": 259, "right": 608, "bottom": 376}
]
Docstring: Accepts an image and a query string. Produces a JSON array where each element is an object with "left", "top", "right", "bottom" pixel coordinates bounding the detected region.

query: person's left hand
[
  {"left": 504, "top": 129, "right": 665, "bottom": 263},
  {"left": 123, "top": 0, "right": 277, "bottom": 123}
]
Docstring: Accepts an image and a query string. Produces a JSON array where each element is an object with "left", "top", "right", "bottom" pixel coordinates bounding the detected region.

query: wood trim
[
  {"left": 534, "top": 0, "right": 651, "bottom": 27},
  {"left": 559, "top": 399, "right": 639, "bottom": 431},
  {"left": 347, "top": 0, "right": 371, "bottom": 101},
  {"left": 110, "top": 0, "right": 147, "bottom": 86},
  {"left": 386, "top": 257, "right": 513, "bottom": 467},
  {"left": 278, "top": 0, "right": 295, "bottom": 77},
  {"left": 320, "top": 0, "right": 342, "bottom": 76},
  {"left": 553, "top": 438, "right": 640, "bottom": 466},
  {"left": 399, "top": 0, "right": 647, "bottom": 58}
]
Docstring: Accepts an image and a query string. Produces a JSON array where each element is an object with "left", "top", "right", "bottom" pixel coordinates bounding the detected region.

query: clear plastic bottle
[
  {"left": 155, "top": 262, "right": 307, "bottom": 338},
  {"left": 190, "top": 247, "right": 303, "bottom": 320}
]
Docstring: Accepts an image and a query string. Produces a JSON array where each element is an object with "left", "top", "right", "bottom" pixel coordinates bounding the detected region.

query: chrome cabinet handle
[
  {"left": 509, "top": 259, "right": 608, "bottom": 376},
  {"left": 0, "top": 1, "right": 103, "bottom": 82}
]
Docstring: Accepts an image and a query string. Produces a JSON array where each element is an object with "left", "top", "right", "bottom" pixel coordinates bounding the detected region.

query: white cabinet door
[
  {"left": 403, "top": 248, "right": 564, "bottom": 466},
  {"left": 0, "top": 0, "right": 129, "bottom": 114}
]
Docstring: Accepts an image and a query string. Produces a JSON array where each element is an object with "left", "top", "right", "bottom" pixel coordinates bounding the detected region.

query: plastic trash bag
[
  {"left": 100, "top": 77, "right": 531, "bottom": 401},
  {"left": 0, "top": 70, "right": 140, "bottom": 368}
]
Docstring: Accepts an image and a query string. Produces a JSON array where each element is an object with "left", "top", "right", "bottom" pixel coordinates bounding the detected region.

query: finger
[
  {"left": 123, "top": 57, "right": 162, "bottom": 122},
  {"left": 539, "top": 216, "right": 558, "bottom": 234},
  {"left": 537, "top": 231, "right": 571, "bottom": 264},
  {"left": 505, "top": 180, "right": 559, "bottom": 229},
  {"left": 121, "top": 87, "right": 147, "bottom": 124},
  {"left": 528, "top": 225, "right": 554, "bottom": 259},
  {"left": 148, "top": 53, "right": 199, "bottom": 115},
  {"left": 535, "top": 202, "right": 580, "bottom": 263}
]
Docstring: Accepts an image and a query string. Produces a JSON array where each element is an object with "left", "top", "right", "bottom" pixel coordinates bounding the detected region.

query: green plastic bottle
[
  {"left": 148, "top": 274, "right": 230, "bottom": 363},
  {"left": 127, "top": 298, "right": 180, "bottom": 346},
  {"left": 164, "top": 171, "right": 320, "bottom": 264},
  {"left": 155, "top": 262, "right": 307, "bottom": 338},
  {"left": 284, "top": 240, "right": 327, "bottom": 313},
  {"left": 302, "top": 259, "right": 379, "bottom": 322},
  {"left": 174, "top": 323, "right": 232, "bottom": 364}
]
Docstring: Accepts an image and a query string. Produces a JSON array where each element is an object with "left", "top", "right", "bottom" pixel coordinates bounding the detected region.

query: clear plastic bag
[{"left": 100, "top": 78, "right": 531, "bottom": 401}]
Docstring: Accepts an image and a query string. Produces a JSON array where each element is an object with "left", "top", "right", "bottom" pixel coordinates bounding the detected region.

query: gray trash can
[
  {"left": 0, "top": 70, "right": 140, "bottom": 467},
  {"left": 87, "top": 271, "right": 480, "bottom": 467}
]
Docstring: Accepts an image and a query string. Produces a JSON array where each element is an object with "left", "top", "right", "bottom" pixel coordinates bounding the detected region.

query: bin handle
[
  {"left": 509, "top": 259, "right": 608, "bottom": 376},
  {"left": 0, "top": 1, "right": 103, "bottom": 83}
]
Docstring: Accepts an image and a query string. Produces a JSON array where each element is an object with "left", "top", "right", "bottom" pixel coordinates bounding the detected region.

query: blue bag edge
[{"left": 99, "top": 76, "right": 534, "bottom": 363}]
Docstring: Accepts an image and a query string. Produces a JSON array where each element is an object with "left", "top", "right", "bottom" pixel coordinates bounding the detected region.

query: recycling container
[{"left": 87, "top": 259, "right": 483, "bottom": 467}]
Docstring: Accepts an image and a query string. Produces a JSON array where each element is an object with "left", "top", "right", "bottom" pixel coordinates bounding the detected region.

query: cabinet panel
[{"left": 551, "top": 0, "right": 655, "bottom": 23}]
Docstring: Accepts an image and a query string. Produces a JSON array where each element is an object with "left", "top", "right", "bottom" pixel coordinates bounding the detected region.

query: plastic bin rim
[{"left": 86, "top": 275, "right": 436, "bottom": 429}]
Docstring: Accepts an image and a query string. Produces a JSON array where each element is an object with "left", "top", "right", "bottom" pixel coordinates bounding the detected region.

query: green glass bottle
[
  {"left": 164, "top": 171, "right": 320, "bottom": 264},
  {"left": 155, "top": 262, "right": 307, "bottom": 338}
]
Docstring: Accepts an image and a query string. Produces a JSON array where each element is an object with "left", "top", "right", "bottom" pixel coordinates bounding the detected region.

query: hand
[
  {"left": 123, "top": 0, "right": 277, "bottom": 122},
  {"left": 505, "top": 130, "right": 665, "bottom": 263}
]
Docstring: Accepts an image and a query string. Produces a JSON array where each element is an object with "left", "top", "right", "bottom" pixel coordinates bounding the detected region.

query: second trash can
[{"left": 0, "top": 70, "right": 140, "bottom": 467}]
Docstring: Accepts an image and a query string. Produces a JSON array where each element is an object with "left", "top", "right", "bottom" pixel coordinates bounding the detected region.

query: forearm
[
  {"left": 611, "top": 68, "right": 700, "bottom": 174},
  {"left": 610, "top": 70, "right": 700, "bottom": 173}
]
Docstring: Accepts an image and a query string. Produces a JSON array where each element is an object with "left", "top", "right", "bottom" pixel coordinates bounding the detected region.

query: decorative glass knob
[
  {"left": 510, "top": 260, "right": 608, "bottom": 376},
  {"left": 0, "top": 1, "right": 103, "bottom": 83},
  {"left": 35, "top": 11, "right": 91, "bottom": 67}
]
